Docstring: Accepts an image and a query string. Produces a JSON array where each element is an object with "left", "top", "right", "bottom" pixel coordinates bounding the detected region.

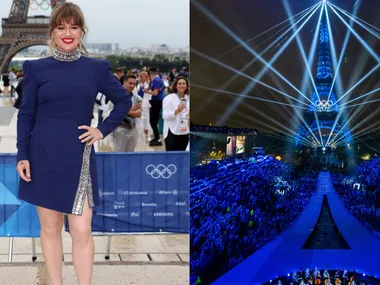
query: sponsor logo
[
  {"left": 154, "top": 212, "right": 174, "bottom": 217},
  {"left": 158, "top": 190, "right": 178, "bottom": 195},
  {"left": 99, "top": 191, "right": 115, "bottom": 197},
  {"left": 117, "top": 191, "right": 148, "bottom": 196},
  {"left": 114, "top": 201, "right": 125, "bottom": 210},
  {"left": 146, "top": 164, "right": 177, "bottom": 179},
  {"left": 176, "top": 201, "right": 187, "bottom": 206},
  {"left": 96, "top": 213, "right": 118, "bottom": 217},
  {"left": 142, "top": 202, "right": 158, "bottom": 207},
  {"left": 130, "top": 212, "right": 140, "bottom": 217}
]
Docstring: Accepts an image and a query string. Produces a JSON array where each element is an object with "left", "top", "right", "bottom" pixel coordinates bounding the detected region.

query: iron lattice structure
[
  {"left": 296, "top": 12, "right": 351, "bottom": 148},
  {"left": 0, "top": 0, "right": 66, "bottom": 73}
]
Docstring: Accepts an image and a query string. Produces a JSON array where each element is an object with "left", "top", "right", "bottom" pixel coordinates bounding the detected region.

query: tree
[{"left": 106, "top": 55, "right": 120, "bottom": 71}]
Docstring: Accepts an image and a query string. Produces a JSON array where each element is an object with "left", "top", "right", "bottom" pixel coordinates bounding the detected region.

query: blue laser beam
[
  {"left": 191, "top": 0, "right": 321, "bottom": 125},
  {"left": 194, "top": 7, "right": 316, "bottom": 117}
]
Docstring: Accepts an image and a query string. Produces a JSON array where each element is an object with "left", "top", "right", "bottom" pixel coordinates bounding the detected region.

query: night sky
[{"left": 190, "top": 0, "right": 380, "bottom": 140}]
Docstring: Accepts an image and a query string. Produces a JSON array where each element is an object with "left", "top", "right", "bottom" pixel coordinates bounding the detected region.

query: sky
[
  {"left": 0, "top": 0, "right": 189, "bottom": 48},
  {"left": 191, "top": 0, "right": 380, "bottom": 136}
]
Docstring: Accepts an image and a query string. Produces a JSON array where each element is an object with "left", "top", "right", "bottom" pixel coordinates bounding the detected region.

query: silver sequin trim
[
  {"left": 53, "top": 47, "right": 82, "bottom": 62},
  {"left": 72, "top": 144, "right": 95, "bottom": 215}
]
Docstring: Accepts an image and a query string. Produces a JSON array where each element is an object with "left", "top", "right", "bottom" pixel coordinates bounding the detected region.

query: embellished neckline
[{"left": 53, "top": 47, "right": 82, "bottom": 62}]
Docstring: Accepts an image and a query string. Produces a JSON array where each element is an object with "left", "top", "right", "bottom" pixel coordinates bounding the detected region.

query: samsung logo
[{"left": 154, "top": 212, "right": 174, "bottom": 217}]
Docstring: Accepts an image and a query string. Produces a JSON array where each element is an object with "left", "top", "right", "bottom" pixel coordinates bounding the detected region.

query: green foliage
[{"left": 95, "top": 55, "right": 189, "bottom": 73}]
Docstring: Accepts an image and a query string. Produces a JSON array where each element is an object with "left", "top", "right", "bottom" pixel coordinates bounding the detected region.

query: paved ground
[
  {"left": 0, "top": 264, "right": 188, "bottom": 285},
  {"left": 0, "top": 233, "right": 189, "bottom": 284}
]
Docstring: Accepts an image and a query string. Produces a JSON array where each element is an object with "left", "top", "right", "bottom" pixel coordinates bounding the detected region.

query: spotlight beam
[
  {"left": 191, "top": 84, "right": 310, "bottom": 109},
  {"left": 339, "top": 87, "right": 380, "bottom": 108},
  {"left": 327, "top": 3, "right": 380, "bottom": 63},
  {"left": 326, "top": 2, "right": 380, "bottom": 113},
  {"left": 211, "top": 100, "right": 316, "bottom": 146},
  {"left": 194, "top": 7, "right": 316, "bottom": 117},
  {"left": 324, "top": 1, "right": 360, "bottom": 147},
  {"left": 191, "top": 49, "right": 315, "bottom": 107},
  {"left": 333, "top": 120, "right": 380, "bottom": 147},
  {"left": 330, "top": 63, "right": 380, "bottom": 108},
  {"left": 291, "top": 4, "right": 325, "bottom": 147},
  {"left": 283, "top": 0, "right": 322, "bottom": 102},
  {"left": 330, "top": 81, "right": 375, "bottom": 144},
  {"left": 330, "top": 2, "right": 380, "bottom": 34},
  {"left": 328, "top": 108, "right": 380, "bottom": 146},
  {"left": 341, "top": 97, "right": 380, "bottom": 109},
  {"left": 326, "top": 2, "right": 360, "bottom": 103},
  {"left": 194, "top": 3, "right": 318, "bottom": 71},
  {"left": 192, "top": 0, "right": 321, "bottom": 125},
  {"left": 330, "top": 3, "right": 380, "bottom": 39},
  {"left": 216, "top": 2, "right": 321, "bottom": 124}
]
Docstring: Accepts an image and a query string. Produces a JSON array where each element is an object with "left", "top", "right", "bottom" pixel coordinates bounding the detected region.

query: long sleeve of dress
[
  {"left": 16, "top": 60, "right": 38, "bottom": 162},
  {"left": 97, "top": 60, "right": 132, "bottom": 138}
]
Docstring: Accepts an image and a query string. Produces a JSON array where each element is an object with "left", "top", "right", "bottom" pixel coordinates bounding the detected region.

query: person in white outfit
[
  {"left": 8, "top": 68, "right": 17, "bottom": 97},
  {"left": 162, "top": 76, "right": 189, "bottom": 151},
  {"left": 102, "top": 74, "right": 142, "bottom": 152},
  {"left": 136, "top": 71, "right": 151, "bottom": 136}
]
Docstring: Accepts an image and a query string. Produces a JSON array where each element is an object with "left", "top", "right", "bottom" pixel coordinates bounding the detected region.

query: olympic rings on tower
[{"left": 23, "top": 0, "right": 57, "bottom": 11}]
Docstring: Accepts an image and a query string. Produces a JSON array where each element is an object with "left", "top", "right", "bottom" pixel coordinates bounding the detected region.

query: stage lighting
[{"left": 322, "top": 147, "right": 326, "bottom": 151}]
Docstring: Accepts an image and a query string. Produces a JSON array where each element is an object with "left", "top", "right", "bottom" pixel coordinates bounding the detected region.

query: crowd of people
[
  {"left": 190, "top": 156, "right": 317, "bottom": 285},
  {"left": 1, "top": 64, "right": 190, "bottom": 152},
  {"left": 332, "top": 158, "right": 380, "bottom": 240}
]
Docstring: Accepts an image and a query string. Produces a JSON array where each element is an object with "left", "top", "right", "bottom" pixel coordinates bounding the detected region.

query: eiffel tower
[
  {"left": 0, "top": 0, "right": 65, "bottom": 73},
  {"left": 295, "top": 10, "right": 351, "bottom": 150}
]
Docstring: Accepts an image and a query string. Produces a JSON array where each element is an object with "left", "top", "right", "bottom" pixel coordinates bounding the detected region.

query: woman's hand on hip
[
  {"left": 17, "top": 160, "right": 31, "bottom": 182},
  {"left": 78, "top": 125, "right": 104, "bottom": 145}
]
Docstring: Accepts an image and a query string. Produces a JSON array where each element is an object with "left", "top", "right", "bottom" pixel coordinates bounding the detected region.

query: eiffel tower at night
[{"left": 295, "top": 10, "right": 351, "bottom": 151}]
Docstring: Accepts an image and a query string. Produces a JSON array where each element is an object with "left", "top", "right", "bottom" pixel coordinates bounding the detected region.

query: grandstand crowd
[
  {"left": 190, "top": 156, "right": 317, "bottom": 284},
  {"left": 190, "top": 153, "right": 380, "bottom": 285}
]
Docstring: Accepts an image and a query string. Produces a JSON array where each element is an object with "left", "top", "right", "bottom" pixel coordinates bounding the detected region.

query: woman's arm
[
  {"left": 16, "top": 60, "right": 38, "bottom": 162},
  {"left": 97, "top": 60, "right": 132, "bottom": 138}
]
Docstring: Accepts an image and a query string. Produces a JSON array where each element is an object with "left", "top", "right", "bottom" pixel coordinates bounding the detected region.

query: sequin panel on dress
[{"left": 72, "top": 144, "right": 95, "bottom": 215}]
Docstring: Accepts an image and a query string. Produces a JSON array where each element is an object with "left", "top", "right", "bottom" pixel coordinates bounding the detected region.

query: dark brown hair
[
  {"left": 49, "top": 2, "right": 88, "bottom": 54},
  {"left": 170, "top": 76, "right": 189, "bottom": 95}
]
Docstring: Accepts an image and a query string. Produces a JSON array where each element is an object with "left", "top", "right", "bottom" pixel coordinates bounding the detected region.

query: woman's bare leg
[
  {"left": 37, "top": 206, "right": 64, "bottom": 285},
  {"left": 67, "top": 196, "right": 94, "bottom": 285}
]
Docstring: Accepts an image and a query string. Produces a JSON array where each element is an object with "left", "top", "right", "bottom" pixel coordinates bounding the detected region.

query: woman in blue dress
[{"left": 15, "top": 3, "right": 131, "bottom": 285}]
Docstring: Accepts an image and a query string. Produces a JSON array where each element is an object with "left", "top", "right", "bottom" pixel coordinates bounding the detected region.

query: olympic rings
[
  {"left": 315, "top": 99, "right": 333, "bottom": 112},
  {"left": 146, "top": 164, "right": 177, "bottom": 179},
  {"left": 23, "top": 0, "right": 56, "bottom": 11}
]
